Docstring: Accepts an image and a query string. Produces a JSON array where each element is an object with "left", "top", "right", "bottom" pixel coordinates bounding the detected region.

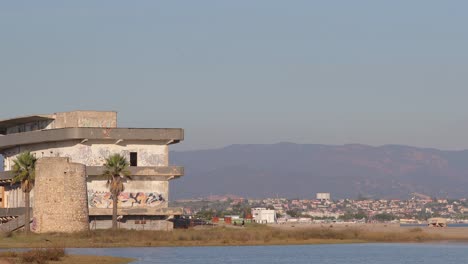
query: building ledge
[
  {"left": 0, "top": 115, "right": 54, "bottom": 130},
  {"left": 0, "top": 127, "right": 184, "bottom": 151},
  {"left": 0, "top": 166, "right": 184, "bottom": 182},
  {"left": 89, "top": 207, "right": 183, "bottom": 216},
  {"left": 0, "top": 207, "right": 183, "bottom": 217},
  {"left": 87, "top": 166, "right": 184, "bottom": 179}
]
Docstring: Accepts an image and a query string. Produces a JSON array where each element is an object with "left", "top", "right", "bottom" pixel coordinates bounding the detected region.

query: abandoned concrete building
[{"left": 0, "top": 111, "right": 184, "bottom": 232}]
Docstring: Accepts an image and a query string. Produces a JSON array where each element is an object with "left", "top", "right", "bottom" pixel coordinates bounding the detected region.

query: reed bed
[
  {"left": 0, "top": 248, "right": 65, "bottom": 264},
  {"left": 0, "top": 224, "right": 452, "bottom": 249}
]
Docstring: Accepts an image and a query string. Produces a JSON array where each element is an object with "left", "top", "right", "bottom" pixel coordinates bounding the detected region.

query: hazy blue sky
[{"left": 1, "top": 1, "right": 468, "bottom": 150}]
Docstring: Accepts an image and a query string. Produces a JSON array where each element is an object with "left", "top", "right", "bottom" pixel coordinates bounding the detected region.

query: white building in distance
[
  {"left": 251, "top": 208, "right": 276, "bottom": 224},
  {"left": 316, "top": 193, "right": 331, "bottom": 201}
]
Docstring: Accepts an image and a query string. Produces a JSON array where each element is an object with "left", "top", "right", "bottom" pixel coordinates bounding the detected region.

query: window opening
[{"left": 130, "top": 152, "right": 138, "bottom": 166}]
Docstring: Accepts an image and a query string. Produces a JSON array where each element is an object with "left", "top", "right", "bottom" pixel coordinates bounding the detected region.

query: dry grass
[
  {"left": 0, "top": 248, "right": 65, "bottom": 264},
  {"left": 20, "top": 248, "right": 65, "bottom": 264},
  {"left": 0, "top": 248, "right": 133, "bottom": 264},
  {"left": 0, "top": 225, "right": 462, "bottom": 249},
  {"left": 0, "top": 252, "right": 18, "bottom": 258}
]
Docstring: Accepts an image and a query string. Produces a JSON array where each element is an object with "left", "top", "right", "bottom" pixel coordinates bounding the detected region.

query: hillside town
[{"left": 171, "top": 193, "right": 468, "bottom": 224}]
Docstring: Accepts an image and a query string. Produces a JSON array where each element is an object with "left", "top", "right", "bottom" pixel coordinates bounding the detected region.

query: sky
[{"left": 1, "top": 1, "right": 468, "bottom": 151}]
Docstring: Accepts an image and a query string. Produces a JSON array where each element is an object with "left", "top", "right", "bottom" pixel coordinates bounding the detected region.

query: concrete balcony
[
  {"left": 87, "top": 166, "right": 184, "bottom": 179},
  {"left": 0, "top": 166, "right": 184, "bottom": 182},
  {"left": 89, "top": 206, "right": 183, "bottom": 216}
]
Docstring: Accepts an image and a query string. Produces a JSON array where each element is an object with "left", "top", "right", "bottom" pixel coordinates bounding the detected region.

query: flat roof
[
  {"left": 0, "top": 111, "right": 116, "bottom": 129},
  {"left": 0, "top": 115, "right": 54, "bottom": 129},
  {"left": 0, "top": 127, "right": 184, "bottom": 151}
]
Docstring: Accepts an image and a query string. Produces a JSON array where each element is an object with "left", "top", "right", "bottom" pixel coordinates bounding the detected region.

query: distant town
[{"left": 171, "top": 192, "right": 468, "bottom": 224}]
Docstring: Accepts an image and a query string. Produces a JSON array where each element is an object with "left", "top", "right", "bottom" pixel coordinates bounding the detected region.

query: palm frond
[
  {"left": 11, "top": 151, "right": 37, "bottom": 193},
  {"left": 102, "top": 153, "right": 131, "bottom": 195}
]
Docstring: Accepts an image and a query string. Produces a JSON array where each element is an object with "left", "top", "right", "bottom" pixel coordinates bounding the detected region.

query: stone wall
[
  {"left": 53, "top": 111, "right": 117, "bottom": 129},
  {"left": 33, "top": 157, "right": 89, "bottom": 233}
]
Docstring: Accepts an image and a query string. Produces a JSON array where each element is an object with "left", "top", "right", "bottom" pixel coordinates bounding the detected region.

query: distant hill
[
  {"left": 170, "top": 143, "right": 468, "bottom": 200},
  {"left": 3, "top": 143, "right": 468, "bottom": 200}
]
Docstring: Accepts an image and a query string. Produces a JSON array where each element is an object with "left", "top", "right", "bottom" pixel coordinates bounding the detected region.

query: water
[{"left": 67, "top": 243, "right": 468, "bottom": 264}]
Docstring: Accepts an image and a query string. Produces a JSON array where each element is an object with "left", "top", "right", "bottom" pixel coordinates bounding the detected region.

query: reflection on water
[{"left": 67, "top": 243, "right": 468, "bottom": 264}]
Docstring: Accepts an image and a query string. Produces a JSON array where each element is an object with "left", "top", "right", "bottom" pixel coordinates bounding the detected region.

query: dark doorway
[{"left": 130, "top": 152, "right": 138, "bottom": 166}]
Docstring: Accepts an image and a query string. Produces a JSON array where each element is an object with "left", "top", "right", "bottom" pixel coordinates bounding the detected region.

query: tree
[
  {"left": 286, "top": 209, "right": 301, "bottom": 218},
  {"left": 11, "top": 151, "right": 37, "bottom": 234},
  {"left": 102, "top": 154, "right": 131, "bottom": 230},
  {"left": 339, "top": 212, "right": 368, "bottom": 221},
  {"left": 195, "top": 209, "right": 216, "bottom": 220},
  {"left": 339, "top": 213, "right": 355, "bottom": 221},
  {"left": 373, "top": 213, "right": 396, "bottom": 222},
  {"left": 242, "top": 206, "right": 252, "bottom": 218}
]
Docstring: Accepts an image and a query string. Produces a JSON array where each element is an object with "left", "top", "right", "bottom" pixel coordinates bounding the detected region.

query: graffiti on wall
[{"left": 88, "top": 190, "right": 166, "bottom": 208}]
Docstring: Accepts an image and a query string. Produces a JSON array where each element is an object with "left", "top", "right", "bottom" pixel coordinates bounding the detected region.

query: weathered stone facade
[{"left": 33, "top": 157, "right": 89, "bottom": 233}]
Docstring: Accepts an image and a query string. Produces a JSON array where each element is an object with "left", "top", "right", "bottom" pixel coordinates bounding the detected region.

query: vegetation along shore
[
  {"left": 0, "top": 224, "right": 467, "bottom": 250},
  {"left": 0, "top": 248, "right": 134, "bottom": 264}
]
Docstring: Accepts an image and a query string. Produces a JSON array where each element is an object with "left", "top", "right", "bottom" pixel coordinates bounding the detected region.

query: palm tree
[
  {"left": 102, "top": 154, "right": 131, "bottom": 230},
  {"left": 11, "top": 151, "right": 37, "bottom": 234}
]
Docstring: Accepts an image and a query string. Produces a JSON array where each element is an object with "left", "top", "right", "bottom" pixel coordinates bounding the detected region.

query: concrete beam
[
  {"left": 88, "top": 207, "right": 183, "bottom": 216},
  {"left": 0, "top": 207, "right": 32, "bottom": 217},
  {"left": 87, "top": 166, "right": 184, "bottom": 178},
  {"left": 0, "top": 166, "right": 184, "bottom": 181},
  {"left": 0, "top": 127, "right": 184, "bottom": 151}
]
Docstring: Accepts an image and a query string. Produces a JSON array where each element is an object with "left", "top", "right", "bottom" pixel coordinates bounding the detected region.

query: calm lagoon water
[{"left": 67, "top": 243, "right": 468, "bottom": 264}]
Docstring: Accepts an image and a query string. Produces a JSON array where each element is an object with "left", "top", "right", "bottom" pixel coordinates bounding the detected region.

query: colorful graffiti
[{"left": 88, "top": 190, "right": 166, "bottom": 208}]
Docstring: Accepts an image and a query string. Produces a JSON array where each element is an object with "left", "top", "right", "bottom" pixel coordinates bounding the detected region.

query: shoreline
[
  {"left": 0, "top": 255, "right": 135, "bottom": 264},
  {"left": 0, "top": 249, "right": 135, "bottom": 264},
  {"left": 1, "top": 226, "right": 467, "bottom": 264}
]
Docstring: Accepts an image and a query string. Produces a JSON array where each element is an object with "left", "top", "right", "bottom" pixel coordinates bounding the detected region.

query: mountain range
[
  {"left": 170, "top": 143, "right": 468, "bottom": 200},
  {"left": 2, "top": 143, "right": 468, "bottom": 199}
]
